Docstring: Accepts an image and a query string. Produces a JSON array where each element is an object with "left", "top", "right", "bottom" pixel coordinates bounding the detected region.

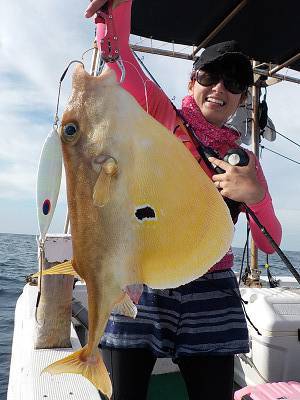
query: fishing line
[
  {"left": 122, "top": 59, "right": 151, "bottom": 113},
  {"left": 133, "top": 51, "right": 163, "bottom": 90},
  {"left": 54, "top": 60, "right": 85, "bottom": 127},
  {"left": 81, "top": 47, "right": 95, "bottom": 60}
]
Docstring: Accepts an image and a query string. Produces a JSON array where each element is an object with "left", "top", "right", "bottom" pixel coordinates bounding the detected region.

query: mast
[{"left": 249, "top": 60, "right": 262, "bottom": 287}]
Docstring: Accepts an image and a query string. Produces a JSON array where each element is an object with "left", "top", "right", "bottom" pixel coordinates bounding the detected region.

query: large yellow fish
[{"left": 43, "top": 65, "right": 233, "bottom": 398}]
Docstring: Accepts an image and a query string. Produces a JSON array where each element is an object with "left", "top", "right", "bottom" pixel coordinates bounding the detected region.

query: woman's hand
[
  {"left": 85, "top": 0, "right": 126, "bottom": 18},
  {"left": 209, "top": 153, "right": 266, "bottom": 205}
]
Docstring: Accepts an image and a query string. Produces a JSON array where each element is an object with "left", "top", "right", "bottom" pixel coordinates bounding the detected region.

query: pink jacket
[{"left": 96, "top": 1, "right": 282, "bottom": 270}]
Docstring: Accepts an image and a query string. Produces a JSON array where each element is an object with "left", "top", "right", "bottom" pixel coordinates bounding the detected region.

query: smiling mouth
[{"left": 206, "top": 97, "right": 225, "bottom": 106}]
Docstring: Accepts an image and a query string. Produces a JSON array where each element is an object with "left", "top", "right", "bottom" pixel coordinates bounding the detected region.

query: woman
[{"left": 85, "top": 2, "right": 282, "bottom": 399}]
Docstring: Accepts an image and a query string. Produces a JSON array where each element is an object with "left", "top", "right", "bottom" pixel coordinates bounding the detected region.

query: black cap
[{"left": 193, "top": 40, "right": 253, "bottom": 86}]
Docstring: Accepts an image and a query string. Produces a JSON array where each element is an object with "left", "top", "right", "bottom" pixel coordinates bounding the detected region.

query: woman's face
[{"left": 189, "top": 75, "right": 245, "bottom": 127}]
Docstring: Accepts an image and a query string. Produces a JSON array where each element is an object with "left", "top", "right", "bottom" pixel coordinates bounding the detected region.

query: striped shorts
[{"left": 101, "top": 269, "right": 249, "bottom": 359}]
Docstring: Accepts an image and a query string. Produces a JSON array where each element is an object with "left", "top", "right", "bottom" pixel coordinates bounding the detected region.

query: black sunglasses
[{"left": 193, "top": 70, "right": 247, "bottom": 95}]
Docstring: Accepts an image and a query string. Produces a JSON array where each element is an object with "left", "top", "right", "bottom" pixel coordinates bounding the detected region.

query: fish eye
[{"left": 62, "top": 123, "right": 79, "bottom": 143}]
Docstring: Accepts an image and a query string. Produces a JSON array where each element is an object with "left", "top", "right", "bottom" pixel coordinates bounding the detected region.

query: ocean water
[{"left": 0, "top": 232, "right": 299, "bottom": 399}]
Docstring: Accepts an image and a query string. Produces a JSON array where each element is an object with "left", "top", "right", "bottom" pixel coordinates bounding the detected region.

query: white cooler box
[{"left": 234, "top": 286, "right": 300, "bottom": 387}]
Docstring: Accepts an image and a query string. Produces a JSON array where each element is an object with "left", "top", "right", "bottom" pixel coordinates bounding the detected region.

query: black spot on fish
[{"left": 135, "top": 206, "right": 156, "bottom": 221}]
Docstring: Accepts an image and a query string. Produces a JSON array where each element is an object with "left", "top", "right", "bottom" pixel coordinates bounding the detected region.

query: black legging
[{"left": 102, "top": 347, "right": 234, "bottom": 400}]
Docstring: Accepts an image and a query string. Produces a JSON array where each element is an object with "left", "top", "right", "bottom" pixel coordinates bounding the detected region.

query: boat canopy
[{"left": 131, "top": 0, "right": 300, "bottom": 72}]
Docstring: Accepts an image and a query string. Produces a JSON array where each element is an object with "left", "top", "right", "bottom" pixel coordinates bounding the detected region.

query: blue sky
[{"left": 0, "top": 1, "right": 300, "bottom": 250}]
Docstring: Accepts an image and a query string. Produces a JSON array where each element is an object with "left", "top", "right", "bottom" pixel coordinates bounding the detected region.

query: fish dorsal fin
[{"left": 93, "top": 158, "right": 118, "bottom": 207}]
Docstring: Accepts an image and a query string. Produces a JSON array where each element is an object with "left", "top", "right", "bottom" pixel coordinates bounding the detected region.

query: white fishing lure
[{"left": 36, "top": 127, "right": 62, "bottom": 240}]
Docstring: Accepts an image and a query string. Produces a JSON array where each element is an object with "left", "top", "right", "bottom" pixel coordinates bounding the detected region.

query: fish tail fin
[
  {"left": 43, "top": 346, "right": 112, "bottom": 398},
  {"left": 32, "top": 260, "right": 80, "bottom": 278}
]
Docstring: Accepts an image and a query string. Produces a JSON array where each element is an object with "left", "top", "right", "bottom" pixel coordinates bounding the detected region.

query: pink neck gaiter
[{"left": 180, "top": 95, "right": 240, "bottom": 156}]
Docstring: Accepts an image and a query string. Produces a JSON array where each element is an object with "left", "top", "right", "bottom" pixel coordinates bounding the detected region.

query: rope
[
  {"left": 238, "top": 224, "right": 251, "bottom": 285},
  {"left": 260, "top": 145, "right": 300, "bottom": 165},
  {"left": 264, "top": 255, "right": 280, "bottom": 288},
  {"left": 266, "top": 125, "right": 300, "bottom": 148}
]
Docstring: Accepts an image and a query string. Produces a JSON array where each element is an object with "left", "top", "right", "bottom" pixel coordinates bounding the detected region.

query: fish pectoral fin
[
  {"left": 43, "top": 346, "right": 112, "bottom": 398},
  {"left": 112, "top": 293, "right": 138, "bottom": 318},
  {"left": 93, "top": 158, "right": 118, "bottom": 207},
  {"left": 31, "top": 260, "right": 80, "bottom": 278}
]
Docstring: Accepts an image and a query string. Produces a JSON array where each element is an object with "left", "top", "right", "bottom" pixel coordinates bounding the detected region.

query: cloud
[
  {"left": 0, "top": 0, "right": 94, "bottom": 201},
  {"left": 0, "top": 1, "right": 93, "bottom": 101},
  {"left": 0, "top": 1, "right": 300, "bottom": 249},
  {"left": 0, "top": 113, "right": 43, "bottom": 197}
]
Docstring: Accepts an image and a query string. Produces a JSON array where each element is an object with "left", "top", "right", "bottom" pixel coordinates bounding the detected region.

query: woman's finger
[
  {"left": 211, "top": 174, "right": 225, "bottom": 183},
  {"left": 208, "top": 156, "right": 231, "bottom": 172},
  {"left": 85, "top": 0, "right": 107, "bottom": 18}
]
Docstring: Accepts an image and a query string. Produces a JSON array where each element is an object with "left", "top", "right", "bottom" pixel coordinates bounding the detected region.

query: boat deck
[
  {"left": 7, "top": 275, "right": 300, "bottom": 400},
  {"left": 7, "top": 284, "right": 101, "bottom": 400}
]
